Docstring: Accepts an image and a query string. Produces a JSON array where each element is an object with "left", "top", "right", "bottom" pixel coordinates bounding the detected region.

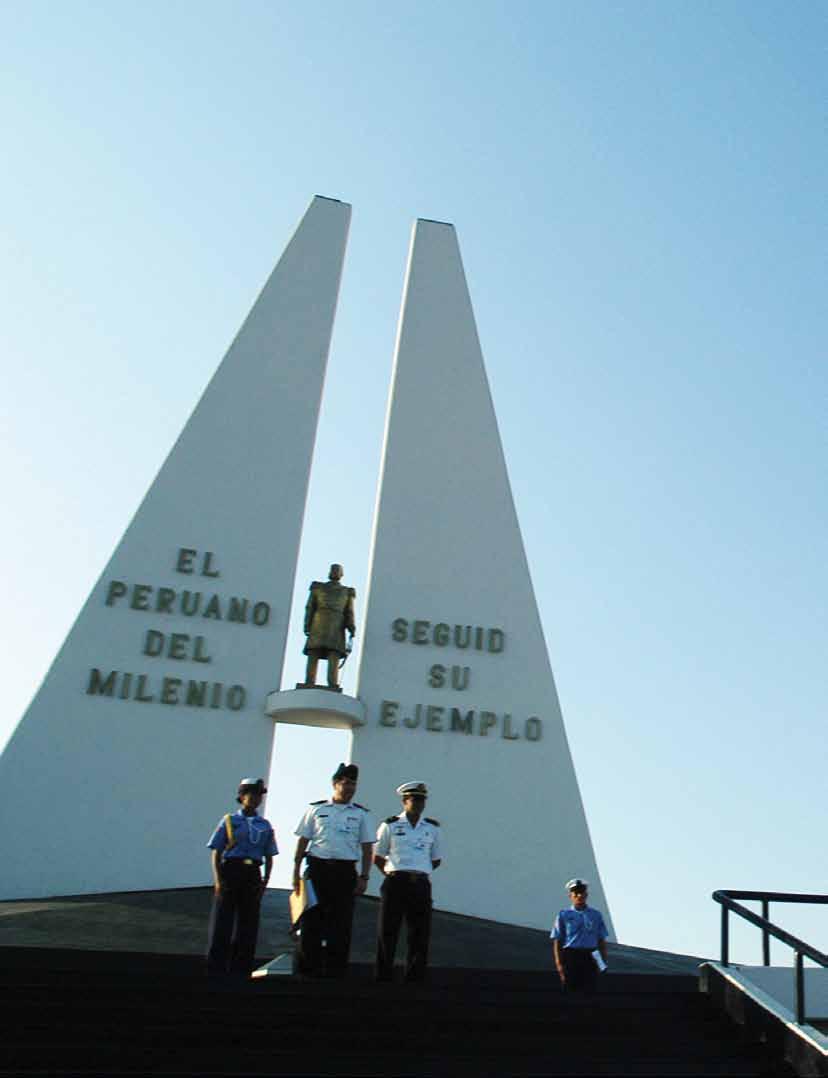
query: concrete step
[{"left": 0, "top": 949, "right": 792, "bottom": 1078}]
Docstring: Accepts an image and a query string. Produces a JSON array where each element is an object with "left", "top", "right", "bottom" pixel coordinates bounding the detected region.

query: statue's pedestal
[{"left": 265, "top": 688, "right": 365, "bottom": 731}]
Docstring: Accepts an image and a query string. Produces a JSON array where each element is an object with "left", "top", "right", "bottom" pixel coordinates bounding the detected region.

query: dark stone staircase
[{"left": 0, "top": 948, "right": 794, "bottom": 1076}]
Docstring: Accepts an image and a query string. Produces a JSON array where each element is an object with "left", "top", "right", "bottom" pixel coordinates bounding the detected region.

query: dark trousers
[
  {"left": 206, "top": 860, "right": 262, "bottom": 976},
  {"left": 376, "top": 872, "right": 432, "bottom": 982},
  {"left": 295, "top": 857, "right": 356, "bottom": 976},
  {"left": 561, "top": 947, "right": 598, "bottom": 992}
]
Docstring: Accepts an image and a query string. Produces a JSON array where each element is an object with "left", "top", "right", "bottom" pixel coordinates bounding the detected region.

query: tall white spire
[
  {"left": 352, "top": 219, "right": 612, "bottom": 932},
  {"left": 0, "top": 196, "right": 351, "bottom": 899}
]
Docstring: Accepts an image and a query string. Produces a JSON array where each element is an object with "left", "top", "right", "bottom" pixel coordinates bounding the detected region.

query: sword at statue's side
[{"left": 339, "top": 634, "right": 353, "bottom": 670}]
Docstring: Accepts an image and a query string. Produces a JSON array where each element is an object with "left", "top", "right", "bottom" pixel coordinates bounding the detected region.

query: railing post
[
  {"left": 721, "top": 903, "right": 729, "bottom": 967},
  {"left": 762, "top": 898, "right": 770, "bottom": 966},
  {"left": 795, "top": 951, "right": 805, "bottom": 1024}
]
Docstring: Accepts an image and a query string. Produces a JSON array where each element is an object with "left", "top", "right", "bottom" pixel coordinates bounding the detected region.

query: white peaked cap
[
  {"left": 396, "top": 781, "right": 428, "bottom": 797},
  {"left": 565, "top": 877, "right": 589, "bottom": 891}
]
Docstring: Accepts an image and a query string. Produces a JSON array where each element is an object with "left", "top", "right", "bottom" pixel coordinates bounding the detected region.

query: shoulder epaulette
[
  {"left": 310, "top": 799, "right": 326, "bottom": 806},
  {"left": 352, "top": 802, "right": 369, "bottom": 811},
  {"left": 348, "top": 587, "right": 356, "bottom": 596},
  {"left": 425, "top": 817, "right": 440, "bottom": 826},
  {"left": 310, "top": 581, "right": 323, "bottom": 589},
  {"left": 385, "top": 815, "right": 399, "bottom": 824}
]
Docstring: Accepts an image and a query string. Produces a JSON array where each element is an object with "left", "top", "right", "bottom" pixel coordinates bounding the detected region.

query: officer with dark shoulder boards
[
  {"left": 374, "top": 781, "right": 442, "bottom": 983},
  {"left": 206, "top": 777, "right": 277, "bottom": 978},
  {"left": 292, "top": 763, "right": 373, "bottom": 978},
  {"left": 551, "top": 877, "right": 609, "bottom": 992}
]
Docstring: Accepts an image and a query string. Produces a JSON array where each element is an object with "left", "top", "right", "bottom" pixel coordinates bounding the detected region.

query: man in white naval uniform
[
  {"left": 292, "top": 762, "right": 373, "bottom": 978},
  {"left": 373, "top": 781, "right": 442, "bottom": 983}
]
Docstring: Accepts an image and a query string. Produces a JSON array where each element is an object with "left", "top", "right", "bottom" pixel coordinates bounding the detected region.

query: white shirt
[
  {"left": 294, "top": 799, "right": 373, "bottom": 861},
  {"left": 375, "top": 812, "right": 443, "bottom": 874}
]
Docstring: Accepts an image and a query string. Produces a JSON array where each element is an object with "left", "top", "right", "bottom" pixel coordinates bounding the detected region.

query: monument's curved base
[{"left": 266, "top": 689, "right": 365, "bottom": 731}]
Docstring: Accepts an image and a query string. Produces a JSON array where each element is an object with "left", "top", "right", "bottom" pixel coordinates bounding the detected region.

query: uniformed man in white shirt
[
  {"left": 373, "top": 780, "right": 442, "bottom": 983},
  {"left": 292, "top": 762, "right": 373, "bottom": 977}
]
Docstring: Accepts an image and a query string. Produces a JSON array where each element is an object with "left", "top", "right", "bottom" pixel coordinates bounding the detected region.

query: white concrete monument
[
  {"left": 351, "top": 220, "right": 613, "bottom": 933},
  {"left": 0, "top": 196, "right": 351, "bottom": 900},
  {"left": 5, "top": 200, "right": 611, "bottom": 936}
]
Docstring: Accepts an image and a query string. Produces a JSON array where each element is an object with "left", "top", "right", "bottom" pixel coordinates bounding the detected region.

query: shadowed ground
[{"left": 0, "top": 887, "right": 705, "bottom": 974}]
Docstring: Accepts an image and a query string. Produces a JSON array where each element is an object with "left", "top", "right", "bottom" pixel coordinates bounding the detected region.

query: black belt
[
  {"left": 308, "top": 856, "right": 356, "bottom": 866},
  {"left": 222, "top": 857, "right": 262, "bottom": 866},
  {"left": 388, "top": 871, "right": 429, "bottom": 881}
]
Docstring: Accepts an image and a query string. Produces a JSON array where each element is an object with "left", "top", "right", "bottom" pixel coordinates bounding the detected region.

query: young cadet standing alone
[
  {"left": 292, "top": 762, "right": 373, "bottom": 978},
  {"left": 551, "top": 877, "right": 609, "bottom": 992},
  {"left": 206, "top": 777, "right": 277, "bottom": 978},
  {"left": 373, "top": 781, "right": 442, "bottom": 983}
]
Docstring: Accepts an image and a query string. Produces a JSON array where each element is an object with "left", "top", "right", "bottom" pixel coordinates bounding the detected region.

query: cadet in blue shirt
[
  {"left": 206, "top": 777, "right": 278, "bottom": 978},
  {"left": 551, "top": 877, "right": 609, "bottom": 992}
]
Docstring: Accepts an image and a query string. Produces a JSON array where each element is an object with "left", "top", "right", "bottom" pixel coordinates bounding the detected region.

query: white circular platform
[{"left": 265, "top": 688, "right": 366, "bottom": 730}]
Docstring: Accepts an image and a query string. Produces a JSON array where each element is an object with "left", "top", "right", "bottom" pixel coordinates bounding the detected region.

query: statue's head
[{"left": 329, "top": 563, "right": 344, "bottom": 581}]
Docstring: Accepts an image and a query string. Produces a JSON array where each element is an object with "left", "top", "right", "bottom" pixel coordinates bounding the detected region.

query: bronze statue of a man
[{"left": 302, "top": 564, "right": 356, "bottom": 691}]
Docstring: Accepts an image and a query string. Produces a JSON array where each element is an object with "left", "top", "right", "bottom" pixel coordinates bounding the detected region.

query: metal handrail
[{"left": 712, "top": 889, "right": 827, "bottom": 1025}]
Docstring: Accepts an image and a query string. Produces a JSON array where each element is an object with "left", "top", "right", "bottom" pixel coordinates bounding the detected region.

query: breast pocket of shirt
[{"left": 248, "top": 820, "right": 267, "bottom": 845}]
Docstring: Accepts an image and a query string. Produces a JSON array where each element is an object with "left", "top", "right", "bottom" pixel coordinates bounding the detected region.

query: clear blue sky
[{"left": 1, "top": 1, "right": 825, "bottom": 961}]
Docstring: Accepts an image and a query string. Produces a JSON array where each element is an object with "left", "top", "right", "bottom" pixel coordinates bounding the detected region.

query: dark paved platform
[
  {"left": 0, "top": 946, "right": 789, "bottom": 1076},
  {"left": 0, "top": 886, "right": 706, "bottom": 974}
]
